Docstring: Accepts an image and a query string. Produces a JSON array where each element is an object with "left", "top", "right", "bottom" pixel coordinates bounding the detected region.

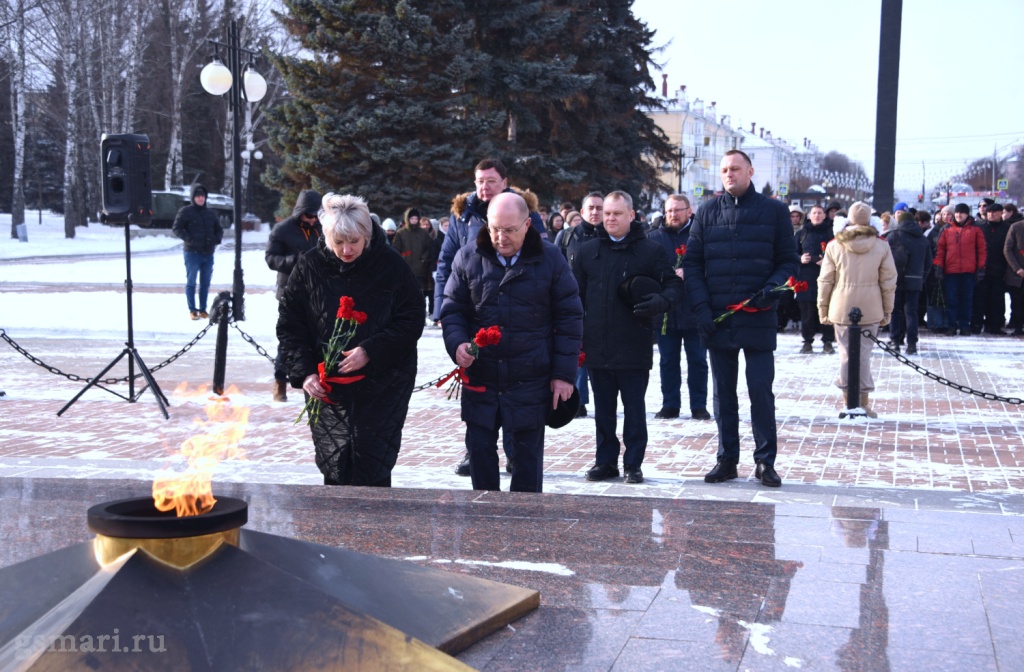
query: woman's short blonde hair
[{"left": 320, "top": 193, "right": 372, "bottom": 241}]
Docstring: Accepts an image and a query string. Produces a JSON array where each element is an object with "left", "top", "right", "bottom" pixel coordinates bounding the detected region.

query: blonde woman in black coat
[{"left": 277, "top": 194, "right": 424, "bottom": 486}]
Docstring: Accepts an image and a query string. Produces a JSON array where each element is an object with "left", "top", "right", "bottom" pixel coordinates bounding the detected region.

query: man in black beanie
[{"left": 172, "top": 184, "right": 224, "bottom": 320}]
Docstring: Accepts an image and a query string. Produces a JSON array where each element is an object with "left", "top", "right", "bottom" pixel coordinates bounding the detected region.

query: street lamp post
[{"left": 200, "top": 18, "right": 266, "bottom": 394}]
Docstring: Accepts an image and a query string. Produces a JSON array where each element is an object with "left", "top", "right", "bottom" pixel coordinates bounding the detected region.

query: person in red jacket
[{"left": 934, "top": 203, "right": 987, "bottom": 335}]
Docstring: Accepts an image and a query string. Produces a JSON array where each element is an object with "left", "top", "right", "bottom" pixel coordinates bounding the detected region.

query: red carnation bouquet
[
  {"left": 438, "top": 326, "right": 502, "bottom": 400},
  {"left": 296, "top": 296, "right": 368, "bottom": 426},
  {"left": 714, "top": 276, "right": 808, "bottom": 324},
  {"left": 674, "top": 244, "right": 687, "bottom": 269}
]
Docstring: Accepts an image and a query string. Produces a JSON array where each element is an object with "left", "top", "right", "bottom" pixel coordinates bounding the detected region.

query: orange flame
[{"left": 152, "top": 384, "right": 249, "bottom": 517}]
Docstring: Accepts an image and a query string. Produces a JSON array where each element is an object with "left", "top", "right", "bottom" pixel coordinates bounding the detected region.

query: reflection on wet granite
[{"left": 2, "top": 477, "right": 1023, "bottom": 670}]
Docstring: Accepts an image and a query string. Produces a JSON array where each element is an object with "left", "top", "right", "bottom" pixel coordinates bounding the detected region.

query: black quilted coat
[
  {"left": 277, "top": 224, "right": 424, "bottom": 485},
  {"left": 573, "top": 221, "right": 684, "bottom": 369},
  {"left": 440, "top": 226, "right": 583, "bottom": 432},
  {"left": 683, "top": 183, "right": 799, "bottom": 351}
]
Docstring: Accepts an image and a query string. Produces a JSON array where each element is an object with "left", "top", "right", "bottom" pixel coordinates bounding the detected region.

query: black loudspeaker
[{"left": 101, "top": 133, "right": 153, "bottom": 225}]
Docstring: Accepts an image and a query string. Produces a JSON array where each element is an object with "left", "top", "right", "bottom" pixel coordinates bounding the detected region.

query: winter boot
[
  {"left": 860, "top": 392, "right": 878, "bottom": 418},
  {"left": 800, "top": 342, "right": 813, "bottom": 354},
  {"left": 273, "top": 379, "right": 288, "bottom": 402},
  {"left": 823, "top": 342, "right": 835, "bottom": 355}
]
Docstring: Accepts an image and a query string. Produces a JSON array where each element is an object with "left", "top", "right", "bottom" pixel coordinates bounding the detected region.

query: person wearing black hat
[
  {"left": 971, "top": 202, "right": 1011, "bottom": 334},
  {"left": 934, "top": 203, "right": 986, "bottom": 335},
  {"left": 266, "top": 189, "right": 324, "bottom": 401},
  {"left": 683, "top": 150, "right": 799, "bottom": 488},
  {"left": 573, "top": 191, "right": 684, "bottom": 485},
  {"left": 172, "top": 184, "right": 224, "bottom": 321},
  {"left": 440, "top": 193, "right": 582, "bottom": 493}
]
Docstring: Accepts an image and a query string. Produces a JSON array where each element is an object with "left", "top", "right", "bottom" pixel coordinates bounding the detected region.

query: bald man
[{"left": 440, "top": 193, "right": 583, "bottom": 493}]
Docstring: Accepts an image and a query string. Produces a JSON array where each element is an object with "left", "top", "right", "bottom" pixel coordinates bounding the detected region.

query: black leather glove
[
  {"left": 696, "top": 308, "right": 717, "bottom": 340},
  {"left": 748, "top": 287, "right": 780, "bottom": 310},
  {"left": 976, "top": 269, "right": 985, "bottom": 282},
  {"left": 633, "top": 293, "right": 670, "bottom": 318}
]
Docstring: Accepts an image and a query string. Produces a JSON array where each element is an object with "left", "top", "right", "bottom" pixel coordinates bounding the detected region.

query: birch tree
[
  {"left": 163, "top": 0, "right": 209, "bottom": 189},
  {"left": 4, "top": 0, "right": 27, "bottom": 237}
]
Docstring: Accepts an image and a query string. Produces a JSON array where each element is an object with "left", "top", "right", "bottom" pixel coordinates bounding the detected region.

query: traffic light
[{"left": 101, "top": 133, "right": 152, "bottom": 225}]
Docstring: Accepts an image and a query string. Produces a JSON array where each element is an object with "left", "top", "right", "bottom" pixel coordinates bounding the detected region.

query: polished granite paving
[{"left": 2, "top": 477, "right": 1022, "bottom": 671}]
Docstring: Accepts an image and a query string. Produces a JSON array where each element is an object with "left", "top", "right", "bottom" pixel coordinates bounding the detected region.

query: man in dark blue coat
[
  {"left": 683, "top": 150, "right": 799, "bottom": 487},
  {"left": 433, "top": 158, "right": 546, "bottom": 476},
  {"left": 172, "top": 184, "right": 224, "bottom": 320},
  {"left": 440, "top": 193, "right": 583, "bottom": 493},
  {"left": 647, "top": 194, "right": 710, "bottom": 420},
  {"left": 574, "top": 191, "right": 684, "bottom": 485}
]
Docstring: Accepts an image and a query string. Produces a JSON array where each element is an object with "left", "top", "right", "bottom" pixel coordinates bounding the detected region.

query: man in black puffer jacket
[
  {"left": 884, "top": 210, "right": 931, "bottom": 354},
  {"left": 266, "top": 189, "right": 323, "bottom": 401},
  {"left": 172, "top": 184, "right": 224, "bottom": 320},
  {"left": 573, "top": 191, "right": 683, "bottom": 485},
  {"left": 683, "top": 150, "right": 799, "bottom": 488},
  {"left": 441, "top": 193, "right": 582, "bottom": 493}
]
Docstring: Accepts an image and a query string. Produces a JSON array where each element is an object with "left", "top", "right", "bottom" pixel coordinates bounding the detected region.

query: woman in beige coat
[{"left": 817, "top": 202, "right": 898, "bottom": 417}]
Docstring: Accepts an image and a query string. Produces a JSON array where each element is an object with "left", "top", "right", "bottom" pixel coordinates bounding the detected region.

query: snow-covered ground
[{"left": 3, "top": 211, "right": 1024, "bottom": 506}]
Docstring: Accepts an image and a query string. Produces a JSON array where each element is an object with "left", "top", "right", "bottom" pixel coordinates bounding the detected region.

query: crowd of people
[{"left": 249, "top": 153, "right": 1021, "bottom": 494}]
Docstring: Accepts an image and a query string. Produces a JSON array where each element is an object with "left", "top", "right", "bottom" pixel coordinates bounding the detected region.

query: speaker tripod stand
[{"left": 57, "top": 220, "right": 169, "bottom": 418}]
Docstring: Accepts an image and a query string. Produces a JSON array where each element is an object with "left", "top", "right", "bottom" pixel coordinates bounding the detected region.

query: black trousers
[
  {"left": 709, "top": 348, "right": 778, "bottom": 466},
  {"left": 799, "top": 302, "right": 834, "bottom": 343},
  {"left": 466, "top": 411, "right": 545, "bottom": 493},
  {"left": 972, "top": 276, "right": 1006, "bottom": 333}
]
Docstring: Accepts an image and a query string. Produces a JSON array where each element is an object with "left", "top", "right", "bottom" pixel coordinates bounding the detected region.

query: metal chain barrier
[
  {"left": 412, "top": 372, "right": 451, "bottom": 393},
  {"left": 862, "top": 330, "right": 1023, "bottom": 404},
  {"left": 4, "top": 325, "right": 479, "bottom": 395},
  {"left": 230, "top": 322, "right": 276, "bottom": 365},
  {"left": 0, "top": 325, "right": 213, "bottom": 385}
]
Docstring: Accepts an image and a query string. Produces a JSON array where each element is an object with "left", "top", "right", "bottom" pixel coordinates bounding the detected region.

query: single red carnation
[
  {"left": 338, "top": 296, "right": 355, "bottom": 319},
  {"left": 578, "top": 351, "right": 586, "bottom": 367},
  {"left": 351, "top": 311, "right": 368, "bottom": 325}
]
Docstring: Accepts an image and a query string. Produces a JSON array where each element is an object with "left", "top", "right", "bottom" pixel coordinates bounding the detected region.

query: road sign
[
  {"left": 998, "top": 178, "right": 1008, "bottom": 190},
  {"left": 778, "top": 184, "right": 789, "bottom": 196},
  {"left": 694, "top": 186, "right": 704, "bottom": 196}
]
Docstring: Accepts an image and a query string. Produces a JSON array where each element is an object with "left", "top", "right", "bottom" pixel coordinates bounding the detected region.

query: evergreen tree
[
  {"left": 554, "top": 0, "right": 675, "bottom": 207},
  {"left": 266, "top": 0, "right": 501, "bottom": 215},
  {"left": 762, "top": 182, "right": 773, "bottom": 197},
  {"left": 461, "top": 0, "right": 593, "bottom": 204}
]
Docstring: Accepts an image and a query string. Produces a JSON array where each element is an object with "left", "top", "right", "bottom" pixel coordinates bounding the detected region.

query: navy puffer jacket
[
  {"left": 440, "top": 226, "right": 583, "bottom": 432},
  {"left": 432, "top": 190, "right": 546, "bottom": 320},
  {"left": 683, "top": 184, "right": 799, "bottom": 350}
]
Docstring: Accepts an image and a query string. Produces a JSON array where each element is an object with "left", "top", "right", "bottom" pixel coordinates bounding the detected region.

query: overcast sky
[{"left": 632, "top": 0, "right": 1024, "bottom": 192}]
